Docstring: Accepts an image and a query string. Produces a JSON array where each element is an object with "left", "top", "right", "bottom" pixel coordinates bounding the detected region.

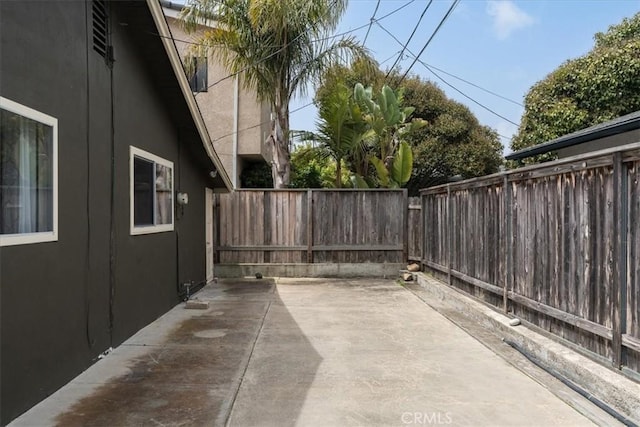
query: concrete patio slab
[{"left": 9, "top": 278, "right": 619, "bottom": 426}]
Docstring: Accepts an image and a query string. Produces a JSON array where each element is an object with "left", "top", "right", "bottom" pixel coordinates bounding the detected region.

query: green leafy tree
[
  {"left": 289, "top": 144, "right": 349, "bottom": 188},
  {"left": 314, "top": 60, "right": 384, "bottom": 182},
  {"left": 296, "top": 83, "right": 368, "bottom": 187},
  {"left": 396, "top": 75, "right": 503, "bottom": 194},
  {"left": 315, "top": 65, "right": 502, "bottom": 193},
  {"left": 511, "top": 12, "right": 640, "bottom": 162},
  {"left": 181, "top": 0, "right": 369, "bottom": 188}
]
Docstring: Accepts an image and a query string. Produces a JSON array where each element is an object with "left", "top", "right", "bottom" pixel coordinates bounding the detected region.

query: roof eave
[
  {"left": 146, "top": 0, "right": 233, "bottom": 191},
  {"left": 506, "top": 115, "right": 640, "bottom": 161}
]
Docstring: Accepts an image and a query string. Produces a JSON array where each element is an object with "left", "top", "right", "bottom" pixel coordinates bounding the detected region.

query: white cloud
[{"left": 486, "top": 1, "right": 534, "bottom": 40}]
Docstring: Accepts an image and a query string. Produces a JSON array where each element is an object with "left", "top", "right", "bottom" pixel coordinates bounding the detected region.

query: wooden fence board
[
  {"left": 215, "top": 189, "right": 406, "bottom": 265},
  {"left": 407, "top": 197, "right": 422, "bottom": 261},
  {"left": 419, "top": 146, "right": 640, "bottom": 375},
  {"left": 626, "top": 161, "right": 640, "bottom": 372}
]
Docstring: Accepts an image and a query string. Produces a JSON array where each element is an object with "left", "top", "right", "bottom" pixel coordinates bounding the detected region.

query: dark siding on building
[{"left": 0, "top": 1, "right": 211, "bottom": 424}]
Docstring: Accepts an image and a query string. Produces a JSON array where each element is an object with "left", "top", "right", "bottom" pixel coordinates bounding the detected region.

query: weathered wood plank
[
  {"left": 421, "top": 147, "right": 640, "bottom": 373},
  {"left": 451, "top": 269, "right": 503, "bottom": 296},
  {"left": 508, "top": 292, "right": 613, "bottom": 340},
  {"left": 218, "top": 245, "right": 307, "bottom": 251},
  {"left": 215, "top": 189, "right": 406, "bottom": 264},
  {"left": 612, "top": 153, "right": 625, "bottom": 368},
  {"left": 307, "top": 190, "right": 313, "bottom": 263},
  {"left": 312, "top": 244, "right": 403, "bottom": 251},
  {"left": 622, "top": 334, "right": 640, "bottom": 353}
]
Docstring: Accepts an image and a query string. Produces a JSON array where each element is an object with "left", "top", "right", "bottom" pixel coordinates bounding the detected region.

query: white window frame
[
  {"left": 130, "top": 146, "right": 174, "bottom": 235},
  {"left": 0, "top": 97, "right": 58, "bottom": 247}
]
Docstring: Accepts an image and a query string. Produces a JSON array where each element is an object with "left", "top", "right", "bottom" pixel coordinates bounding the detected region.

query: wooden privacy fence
[
  {"left": 213, "top": 189, "right": 408, "bottom": 264},
  {"left": 407, "top": 197, "right": 422, "bottom": 262},
  {"left": 420, "top": 143, "right": 640, "bottom": 376}
]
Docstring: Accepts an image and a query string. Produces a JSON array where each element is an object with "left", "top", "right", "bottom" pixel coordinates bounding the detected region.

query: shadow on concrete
[{"left": 54, "top": 278, "right": 322, "bottom": 426}]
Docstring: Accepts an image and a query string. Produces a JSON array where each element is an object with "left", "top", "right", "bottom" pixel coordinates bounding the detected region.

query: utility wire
[
  {"left": 163, "top": 1, "right": 417, "bottom": 139},
  {"left": 398, "top": 0, "right": 460, "bottom": 84},
  {"left": 157, "top": 0, "right": 418, "bottom": 97},
  {"left": 158, "top": 1, "right": 415, "bottom": 54},
  {"left": 420, "top": 63, "right": 523, "bottom": 107},
  {"left": 376, "top": 22, "right": 520, "bottom": 126},
  {"left": 210, "top": 102, "right": 315, "bottom": 143},
  {"left": 362, "top": 0, "right": 381, "bottom": 45},
  {"left": 314, "top": 0, "right": 415, "bottom": 44},
  {"left": 385, "top": 0, "right": 433, "bottom": 80},
  {"left": 425, "top": 63, "right": 519, "bottom": 126},
  {"left": 379, "top": 50, "right": 403, "bottom": 67},
  {"left": 188, "top": 0, "right": 416, "bottom": 93}
]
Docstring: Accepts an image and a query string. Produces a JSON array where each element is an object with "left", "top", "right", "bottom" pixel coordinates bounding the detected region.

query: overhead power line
[
  {"left": 379, "top": 50, "right": 403, "bottom": 67},
  {"left": 422, "top": 64, "right": 520, "bottom": 126},
  {"left": 174, "top": 0, "right": 417, "bottom": 94},
  {"left": 422, "top": 63, "right": 523, "bottom": 107},
  {"left": 398, "top": 0, "right": 460, "bottom": 84},
  {"left": 378, "top": 23, "right": 523, "bottom": 108},
  {"left": 210, "top": 102, "right": 315, "bottom": 143},
  {"left": 316, "top": 0, "right": 415, "bottom": 44},
  {"left": 376, "top": 22, "right": 520, "bottom": 126},
  {"left": 363, "top": 0, "right": 381, "bottom": 45},
  {"left": 385, "top": 0, "right": 433, "bottom": 80}
]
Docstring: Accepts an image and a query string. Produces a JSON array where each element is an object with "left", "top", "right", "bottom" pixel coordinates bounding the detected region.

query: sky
[{"left": 288, "top": 0, "right": 640, "bottom": 155}]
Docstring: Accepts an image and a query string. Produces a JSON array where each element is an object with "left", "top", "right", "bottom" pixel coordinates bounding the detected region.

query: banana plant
[{"left": 352, "top": 83, "right": 426, "bottom": 188}]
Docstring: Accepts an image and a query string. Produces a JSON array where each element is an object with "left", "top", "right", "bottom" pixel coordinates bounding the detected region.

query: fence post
[
  {"left": 403, "top": 190, "right": 409, "bottom": 263},
  {"left": 612, "top": 153, "right": 628, "bottom": 369},
  {"left": 421, "top": 193, "right": 426, "bottom": 271},
  {"left": 307, "top": 189, "right": 313, "bottom": 263},
  {"left": 447, "top": 185, "right": 452, "bottom": 285},
  {"left": 213, "top": 193, "right": 220, "bottom": 264},
  {"left": 503, "top": 175, "right": 512, "bottom": 314},
  {"left": 263, "top": 191, "right": 271, "bottom": 263}
]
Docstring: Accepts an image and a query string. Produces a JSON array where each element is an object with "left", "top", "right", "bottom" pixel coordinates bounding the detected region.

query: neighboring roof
[
  {"left": 506, "top": 111, "right": 640, "bottom": 161},
  {"left": 146, "top": 0, "right": 233, "bottom": 191},
  {"left": 160, "top": 0, "right": 183, "bottom": 13}
]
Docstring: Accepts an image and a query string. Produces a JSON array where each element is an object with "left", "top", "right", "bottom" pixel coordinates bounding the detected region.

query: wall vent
[{"left": 92, "top": 0, "right": 108, "bottom": 59}]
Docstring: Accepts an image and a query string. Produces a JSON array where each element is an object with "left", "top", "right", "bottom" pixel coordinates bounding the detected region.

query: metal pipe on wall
[{"left": 232, "top": 76, "right": 239, "bottom": 188}]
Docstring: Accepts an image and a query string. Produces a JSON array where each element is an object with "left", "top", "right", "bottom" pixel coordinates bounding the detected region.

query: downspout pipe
[{"left": 233, "top": 76, "right": 239, "bottom": 188}]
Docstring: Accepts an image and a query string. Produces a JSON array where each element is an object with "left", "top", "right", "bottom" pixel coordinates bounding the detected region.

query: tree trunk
[
  {"left": 335, "top": 157, "right": 342, "bottom": 188},
  {"left": 267, "top": 103, "right": 291, "bottom": 188}
]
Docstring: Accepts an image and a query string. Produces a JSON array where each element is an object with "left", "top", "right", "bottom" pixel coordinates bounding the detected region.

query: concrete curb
[
  {"left": 215, "top": 263, "right": 403, "bottom": 278},
  {"left": 414, "top": 272, "right": 640, "bottom": 424}
]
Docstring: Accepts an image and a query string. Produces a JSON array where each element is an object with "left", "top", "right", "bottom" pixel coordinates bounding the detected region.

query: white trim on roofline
[{"left": 147, "top": 0, "right": 233, "bottom": 191}]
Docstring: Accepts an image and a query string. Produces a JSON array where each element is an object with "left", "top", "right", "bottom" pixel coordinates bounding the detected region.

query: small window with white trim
[
  {"left": 0, "top": 97, "right": 58, "bottom": 247},
  {"left": 130, "top": 146, "right": 174, "bottom": 235}
]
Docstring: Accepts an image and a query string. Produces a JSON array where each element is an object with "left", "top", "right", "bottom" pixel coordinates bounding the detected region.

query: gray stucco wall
[
  {"left": 0, "top": 2, "right": 211, "bottom": 424},
  {"left": 164, "top": 14, "right": 272, "bottom": 187}
]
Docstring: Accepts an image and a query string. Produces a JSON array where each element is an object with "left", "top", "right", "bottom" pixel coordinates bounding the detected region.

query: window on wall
[
  {"left": 0, "top": 97, "right": 58, "bottom": 247},
  {"left": 187, "top": 57, "right": 208, "bottom": 93},
  {"left": 130, "top": 146, "right": 174, "bottom": 235}
]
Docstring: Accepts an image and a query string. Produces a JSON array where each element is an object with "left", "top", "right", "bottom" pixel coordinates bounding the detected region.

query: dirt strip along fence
[
  {"left": 213, "top": 189, "right": 408, "bottom": 265},
  {"left": 420, "top": 143, "right": 640, "bottom": 376}
]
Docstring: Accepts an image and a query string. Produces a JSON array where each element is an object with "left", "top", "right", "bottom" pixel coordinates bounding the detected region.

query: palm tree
[
  {"left": 181, "top": 0, "right": 369, "bottom": 188},
  {"left": 296, "top": 83, "right": 368, "bottom": 187}
]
